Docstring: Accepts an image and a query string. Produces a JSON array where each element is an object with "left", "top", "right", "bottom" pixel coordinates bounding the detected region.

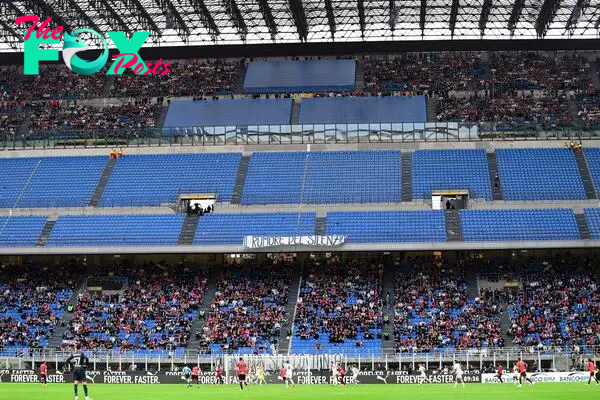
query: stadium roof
[{"left": 1, "top": 0, "right": 600, "bottom": 52}]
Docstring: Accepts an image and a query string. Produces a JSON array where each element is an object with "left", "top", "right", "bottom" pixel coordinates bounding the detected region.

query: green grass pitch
[{"left": 0, "top": 383, "right": 597, "bottom": 400}]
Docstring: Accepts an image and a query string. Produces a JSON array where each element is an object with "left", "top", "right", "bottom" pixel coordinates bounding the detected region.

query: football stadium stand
[
  {"left": 99, "top": 153, "right": 241, "bottom": 206},
  {"left": 242, "top": 150, "right": 402, "bottom": 204},
  {"left": 0, "top": 264, "right": 75, "bottom": 350},
  {"left": 0, "top": 216, "right": 47, "bottom": 247},
  {"left": 243, "top": 60, "right": 356, "bottom": 93},
  {"left": 411, "top": 149, "right": 493, "bottom": 200},
  {"left": 47, "top": 214, "right": 185, "bottom": 246},
  {"left": 584, "top": 208, "right": 600, "bottom": 240},
  {"left": 62, "top": 263, "right": 205, "bottom": 355},
  {"left": 193, "top": 212, "right": 317, "bottom": 245},
  {"left": 495, "top": 149, "right": 587, "bottom": 200},
  {"left": 460, "top": 209, "right": 581, "bottom": 241},
  {"left": 298, "top": 96, "right": 427, "bottom": 124},
  {"left": 584, "top": 148, "right": 600, "bottom": 196},
  {"left": 291, "top": 256, "right": 383, "bottom": 356},
  {"left": 200, "top": 263, "right": 290, "bottom": 355},
  {"left": 326, "top": 210, "right": 447, "bottom": 243}
]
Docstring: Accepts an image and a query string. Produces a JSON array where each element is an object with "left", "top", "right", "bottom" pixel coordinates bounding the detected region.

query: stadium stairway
[
  {"left": 401, "top": 152, "right": 412, "bottom": 202},
  {"left": 426, "top": 97, "right": 437, "bottom": 122},
  {"left": 102, "top": 75, "right": 115, "bottom": 97},
  {"left": 575, "top": 212, "right": 592, "bottom": 240},
  {"left": 445, "top": 210, "right": 463, "bottom": 241},
  {"left": 177, "top": 213, "right": 201, "bottom": 245},
  {"left": 187, "top": 266, "right": 219, "bottom": 354},
  {"left": 315, "top": 216, "right": 327, "bottom": 235},
  {"left": 574, "top": 151, "right": 597, "bottom": 199},
  {"left": 47, "top": 276, "right": 88, "bottom": 349},
  {"left": 381, "top": 263, "right": 396, "bottom": 354},
  {"left": 354, "top": 59, "right": 364, "bottom": 92},
  {"left": 487, "top": 152, "right": 503, "bottom": 200},
  {"left": 233, "top": 62, "right": 248, "bottom": 94},
  {"left": 290, "top": 99, "right": 301, "bottom": 125},
  {"left": 230, "top": 155, "right": 251, "bottom": 205},
  {"left": 277, "top": 262, "right": 303, "bottom": 355},
  {"left": 88, "top": 158, "right": 117, "bottom": 207},
  {"left": 36, "top": 215, "right": 57, "bottom": 247}
]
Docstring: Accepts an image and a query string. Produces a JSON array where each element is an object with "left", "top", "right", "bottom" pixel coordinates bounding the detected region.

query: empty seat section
[
  {"left": 460, "top": 209, "right": 580, "bottom": 241},
  {"left": 0, "top": 216, "right": 47, "bottom": 247},
  {"left": 0, "top": 157, "right": 39, "bottom": 208},
  {"left": 242, "top": 150, "right": 402, "bottom": 204},
  {"left": 18, "top": 156, "right": 106, "bottom": 207},
  {"left": 193, "top": 212, "right": 316, "bottom": 245},
  {"left": 47, "top": 214, "right": 184, "bottom": 246},
  {"left": 411, "top": 149, "right": 492, "bottom": 199},
  {"left": 583, "top": 148, "right": 600, "bottom": 196},
  {"left": 99, "top": 153, "right": 241, "bottom": 206},
  {"left": 495, "top": 148, "right": 586, "bottom": 200},
  {"left": 584, "top": 208, "right": 600, "bottom": 240},
  {"left": 326, "top": 210, "right": 446, "bottom": 243},
  {"left": 243, "top": 60, "right": 356, "bottom": 93},
  {"left": 163, "top": 99, "right": 293, "bottom": 135},
  {"left": 299, "top": 96, "right": 427, "bottom": 124}
]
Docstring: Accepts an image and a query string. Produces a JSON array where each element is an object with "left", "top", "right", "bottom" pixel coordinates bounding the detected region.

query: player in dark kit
[
  {"left": 236, "top": 357, "right": 249, "bottom": 391},
  {"left": 67, "top": 348, "right": 91, "bottom": 400},
  {"left": 496, "top": 364, "right": 504, "bottom": 384},
  {"left": 588, "top": 359, "right": 599, "bottom": 385},
  {"left": 39, "top": 361, "right": 48, "bottom": 387}
]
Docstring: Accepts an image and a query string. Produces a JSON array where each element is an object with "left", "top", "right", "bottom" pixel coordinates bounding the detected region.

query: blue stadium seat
[
  {"left": 47, "top": 214, "right": 185, "bottom": 246},
  {"left": 99, "top": 153, "right": 241, "bottom": 206},
  {"left": 460, "top": 209, "right": 580, "bottom": 241},
  {"left": 0, "top": 156, "right": 105, "bottom": 208},
  {"left": 495, "top": 149, "right": 586, "bottom": 200},
  {"left": 411, "top": 149, "right": 493, "bottom": 199},
  {"left": 242, "top": 150, "right": 402, "bottom": 204},
  {"left": 0, "top": 216, "right": 47, "bottom": 247},
  {"left": 326, "top": 210, "right": 446, "bottom": 243},
  {"left": 584, "top": 208, "right": 600, "bottom": 240},
  {"left": 193, "top": 212, "right": 316, "bottom": 245},
  {"left": 583, "top": 148, "right": 600, "bottom": 197}
]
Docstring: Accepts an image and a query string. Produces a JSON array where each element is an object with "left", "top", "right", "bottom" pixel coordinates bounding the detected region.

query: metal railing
[
  {"left": 3, "top": 121, "right": 600, "bottom": 150},
  {"left": 1, "top": 346, "right": 597, "bottom": 373}
]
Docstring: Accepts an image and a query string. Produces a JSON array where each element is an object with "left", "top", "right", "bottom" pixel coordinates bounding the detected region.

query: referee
[{"left": 66, "top": 346, "right": 91, "bottom": 400}]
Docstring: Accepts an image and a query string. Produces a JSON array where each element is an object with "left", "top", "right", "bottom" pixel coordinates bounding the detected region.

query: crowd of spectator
[
  {"left": 27, "top": 99, "right": 163, "bottom": 136},
  {"left": 62, "top": 262, "right": 206, "bottom": 352},
  {"left": 112, "top": 59, "right": 243, "bottom": 97},
  {"left": 0, "top": 264, "right": 76, "bottom": 350},
  {"left": 294, "top": 256, "right": 383, "bottom": 345},
  {"left": 199, "top": 260, "right": 290, "bottom": 354},
  {"left": 394, "top": 258, "right": 504, "bottom": 353},
  {"left": 363, "top": 53, "right": 485, "bottom": 95},
  {"left": 508, "top": 256, "right": 599, "bottom": 350}
]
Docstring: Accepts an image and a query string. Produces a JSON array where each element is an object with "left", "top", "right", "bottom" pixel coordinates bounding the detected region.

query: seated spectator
[
  {"left": 199, "top": 259, "right": 290, "bottom": 354},
  {"left": 294, "top": 255, "right": 383, "bottom": 345}
]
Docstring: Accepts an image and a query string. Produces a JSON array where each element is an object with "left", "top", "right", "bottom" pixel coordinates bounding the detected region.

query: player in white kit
[
  {"left": 331, "top": 362, "right": 339, "bottom": 386},
  {"left": 512, "top": 363, "right": 519, "bottom": 384},
  {"left": 418, "top": 364, "right": 429, "bottom": 384},
  {"left": 285, "top": 363, "right": 295, "bottom": 388},
  {"left": 453, "top": 362, "right": 465, "bottom": 388},
  {"left": 351, "top": 366, "right": 360, "bottom": 384}
]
